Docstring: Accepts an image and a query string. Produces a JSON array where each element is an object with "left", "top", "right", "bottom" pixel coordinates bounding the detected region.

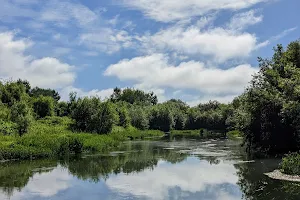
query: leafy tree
[
  {"left": 10, "top": 101, "right": 32, "bottom": 136},
  {"left": 128, "top": 107, "right": 149, "bottom": 130},
  {"left": 235, "top": 40, "right": 300, "bottom": 154},
  {"left": 33, "top": 96, "right": 55, "bottom": 118},
  {"left": 111, "top": 88, "right": 157, "bottom": 106},
  {"left": 0, "top": 81, "right": 27, "bottom": 106},
  {"left": 56, "top": 101, "right": 69, "bottom": 117},
  {"left": 30, "top": 87, "right": 60, "bottom": 102},
  {"left": 71, "top": 97, "right": 118, "bottom": 134},
  {"left": 149, "top": 105, "right": 174, "bottom": 132},
  {"left": 117, "top": 107, "right": 130, "bottom": 128}
]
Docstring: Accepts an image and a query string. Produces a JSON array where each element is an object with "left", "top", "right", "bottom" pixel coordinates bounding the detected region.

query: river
[{"left": 0, "top": 138, "right": 299, "bottom": 200}]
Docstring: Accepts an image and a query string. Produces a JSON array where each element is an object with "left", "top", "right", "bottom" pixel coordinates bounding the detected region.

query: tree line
[{"left": 1, "top": 39, "right": 300, "bottom": 155}]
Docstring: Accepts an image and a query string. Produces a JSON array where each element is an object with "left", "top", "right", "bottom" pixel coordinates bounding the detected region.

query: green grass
[
  {"left": 227, "top": 130, "right": 243, "bottom": 139},
  {"left": 280, "top": 153, "right": 300, "bottom": 175},
  {"left": 170, "top": 129, "right": 225, "bottom": 139},
  {"left": 0, "top": 117, "right": 164, "bottom": 161}
]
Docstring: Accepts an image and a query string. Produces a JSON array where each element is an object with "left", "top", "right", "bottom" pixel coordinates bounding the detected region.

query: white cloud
[
  {"left": 40, "top": 0, "right": 98, "bottom": 27},
  {"left": 256, "top": 27, "right": 298, "bottom": 49},
  {"left": 227, "top": 10, "right": 263, "bottom": 31},
  {"left": 60, "top": 86, "right": 114, "bottom": 101},
  {"left": 119, "top": 0, "right": 268, "bottom": 22},
  {"left": 0, "top": 31, "right": 76, "bottom": 89},
  {"left": 105, "top": 54, "right": 258, "bottom": 97},
  {"left": 106, "top": 159, "right": 241, "bottom": 200},
  {"left": 139, "top": 25, "right": 258, "bottom": 62},
  {"left": 80, "top": 29, "right": 132, "bottom": 54}
]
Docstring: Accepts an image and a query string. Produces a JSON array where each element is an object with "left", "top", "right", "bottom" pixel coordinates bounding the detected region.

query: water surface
[{"left": 1, "top": 139, "right": 299, "bottom": 200}]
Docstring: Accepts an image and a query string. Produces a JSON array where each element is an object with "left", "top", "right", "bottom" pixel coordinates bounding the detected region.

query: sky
[{"left": 0, "top": 0, "right": 299, "bottom": 105}]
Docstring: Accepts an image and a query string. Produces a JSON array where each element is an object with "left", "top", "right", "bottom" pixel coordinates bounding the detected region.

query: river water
[{"left": 0, "top": 139, "right": 299, "bottom": 200}]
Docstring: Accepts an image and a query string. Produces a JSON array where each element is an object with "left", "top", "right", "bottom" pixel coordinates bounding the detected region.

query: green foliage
[
  {"left": 128, "top": 107, "right": 149, "bottom": 130},
  {"left": 111, "top": 87, "right": 157, "bottom": 105},
  {"left": 280, "top": 153, "right": 300, "bottom": 175},
  {"left": 0, "top": 81, "right": 27, "bottom": 106},
  {"left": 33, "top": 96, "right": 55, "bottom": 118},
  {"left": 71, "top": 97, "right": 118, "bottom": 134},
  {"left": 10, "top": 101, "right": 32, "bottom": 136},
  {"left": 30, "top": 87, "right": 60, "bottom": 101},
  {"left": 0, "top": 120, "right": 17, "bottom": 135},
  {"left": 117, "top": 106, "right": 130, "bottom": 128},
  {"left": 149, "top": 105, "right": 174, "bottom": 132},
  {"left": 227, "top": 130, "right": 243, "bottom": 139},
  {"left": 56, "top": 101, "right": 69, "bottom": 117},
  {"left": 234, "top": 40, "right": 300, "bottom": 154}
]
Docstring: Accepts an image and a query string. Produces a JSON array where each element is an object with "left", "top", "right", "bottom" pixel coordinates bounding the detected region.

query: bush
[
  {"left": 33, "top": 96, "right": 55, "bottom": 118},
  {"left": 11, "top": 101, "right": 32, "bottom": 136},
  {"left": 280, "top": 153, "right": 300, "bottom": 175},
  {"left": 71, "top": 98, "right": 118, "bottom": 134},
  {"left": 0, "top": 120, "right": 17, "bottom": 135},
  {"left": 129, "top": 107, "right": 149, "bottom": 130},
  {"left": 117, "top": 107, "right": 130, "bottom": 128},
  {"left": 149, "top": 106, "right": 174, "bottom": 132}
]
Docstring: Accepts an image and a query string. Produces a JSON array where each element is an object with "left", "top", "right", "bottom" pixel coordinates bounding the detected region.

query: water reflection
[{"left": 0, "top": 139, "right": 299, "bottom": 200}]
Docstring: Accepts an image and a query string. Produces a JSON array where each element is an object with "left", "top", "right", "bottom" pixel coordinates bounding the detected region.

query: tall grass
[{"left": 0, "top": 117, "right": 164, "bottom": 160}]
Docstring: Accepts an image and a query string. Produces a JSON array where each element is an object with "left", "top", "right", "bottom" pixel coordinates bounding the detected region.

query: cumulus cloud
[
  {"left": 140, "top": 25, "right": 258, "bottom": 62},
  {"left": 119, "top": 0, "right": 269, "bottom": 22},
  {"left": 0, "top": 31, "right": 75, "bottom": 89},
  {"left": 105, "top": 54, "right": 258, "bottom": 97}
]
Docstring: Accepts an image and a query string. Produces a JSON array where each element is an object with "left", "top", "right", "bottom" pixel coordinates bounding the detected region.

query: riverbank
[{"left": 0, "top": 117, "right": 164, "bottom": 161}]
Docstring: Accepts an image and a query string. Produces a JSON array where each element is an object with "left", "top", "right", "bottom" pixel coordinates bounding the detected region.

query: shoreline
[{"left": 265, "top": 170, "right": 300, "bottom": 182}]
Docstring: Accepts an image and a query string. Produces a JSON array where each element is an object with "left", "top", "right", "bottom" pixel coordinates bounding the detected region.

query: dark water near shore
[{"left": 0, "top": 139, "right": 299, "bottom": 200}]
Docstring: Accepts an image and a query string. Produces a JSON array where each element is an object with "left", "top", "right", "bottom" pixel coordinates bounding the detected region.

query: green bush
[
  {"left": 129, "top": 107, "right": 149, "bottom": 130},
  {"left": 11, "top": 101, "right": 32, "bottom": 136},
  {"left": 71, "top": 98, "right": 118, "bottom": 134},
  {"left": 280, "top": 153, "right": 300, "bottom": 175},
  {"left": 0, "top": 120, "right": 17, "bottom": 135},
  {"left": 149, "top": 106, "right": 174, "bottom": 132},
  {"left": 33, "top": 96, "right": 55, "bottom": 118}
]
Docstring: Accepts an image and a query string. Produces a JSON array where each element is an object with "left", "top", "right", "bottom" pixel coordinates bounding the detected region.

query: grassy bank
[{"left": 0, "top": 117, "right": 164, "bottom": 161}]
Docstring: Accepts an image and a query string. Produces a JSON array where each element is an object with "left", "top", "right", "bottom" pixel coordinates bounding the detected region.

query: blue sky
[{"left": 0, "top": 0, "right": 299, "bottom": 105}]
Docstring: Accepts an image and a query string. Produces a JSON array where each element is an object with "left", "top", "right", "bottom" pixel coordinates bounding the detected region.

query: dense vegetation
[{"left": 1, "top": 40, "right": 300, "bottom": 163}]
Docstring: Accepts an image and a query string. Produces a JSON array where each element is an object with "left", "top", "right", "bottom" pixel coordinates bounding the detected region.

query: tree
[
  {"left": 33, "top": 96, "right": 55, "bottom": 118},
  {"left": 71, "top": 97, "right": 118, "bottom": 134},
  {"left": 30, "top": 87, "right": 60, "bottom": 102},
  {"left": 110, "top": 88, "right": 158, "bottom": 106},
  {"left": 129, "top": 107, "right": 149, "bottom": 130},
  {"left": 235, "top": 40, "right": 300, "bottom": 154},
  {"left": 11, "top": 101, "right": 32, "bottom": 136},
  {"left": 117, "top": 107, "right": 130, "bottom": 128},
  {"left": 149, "top": 105, "right": 174, "bottom": 132}
]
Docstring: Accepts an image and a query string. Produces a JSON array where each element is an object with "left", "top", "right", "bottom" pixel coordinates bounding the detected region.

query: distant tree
[
  {"left": 110, "top": 88, "right": 158, "bottom": 106},
  {"left": 30, "top": 87, "right": 60, "bottom": 102}
]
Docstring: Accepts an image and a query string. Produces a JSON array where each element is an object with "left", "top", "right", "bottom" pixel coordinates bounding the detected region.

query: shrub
[
  {"left": 117, "top": 107, "right": 130, "bottom": 128},
  {"left": 71, "top": 98, "right": 118, "bottom": 134},
  {"left": 33, "top": 96, "right": 55, "bottom": 118},
  {"left": 11, "top": 101, "right": 32, "bottom": 136},
  {"left": 280, "top": 153, "right": 300, "bottom": 175},
  {"left": 149, "top": 106, "right": 174, "bottom": 132},
  {"left": 129, "top": 107, "right": 149, "bottom": 130}
]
